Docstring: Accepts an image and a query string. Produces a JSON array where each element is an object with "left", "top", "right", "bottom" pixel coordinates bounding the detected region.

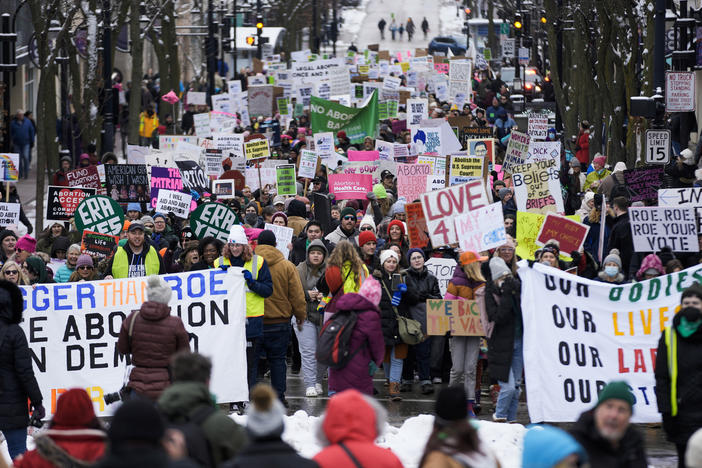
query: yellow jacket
[{"left": 139, "top": 112, "right": 160, "bottom": 138}]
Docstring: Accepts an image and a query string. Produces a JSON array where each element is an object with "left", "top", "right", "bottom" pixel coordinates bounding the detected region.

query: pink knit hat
[
  {"left": 593, "top": 155, "right": 606, "bottom": 167},
  {"left": 636, "top": 253, "right": 665, "bottom": 280},
  {"left": 358, "top": 277, "right": 382, "bottom": 307},
  {"left": 16, "top": 235, "right": 36, "bottom": 253}
]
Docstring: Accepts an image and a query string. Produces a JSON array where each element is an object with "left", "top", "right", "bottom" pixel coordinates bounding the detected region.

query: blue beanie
[
  {"left": 127, "top": 202, "right": 141, "bottom": 212},
  {"left": 407, "top": 247, "right": 425, "bottom": 262},
  {"left": 522, "top": 425, "right": 587, "bottom": 468},
  {"left": 153, "top": 212, "right": 167, "bottom": 221}
]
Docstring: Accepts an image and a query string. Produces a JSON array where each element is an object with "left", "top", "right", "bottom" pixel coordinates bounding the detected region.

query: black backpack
[
  {"left": 609, "top": 173, "right": 634, "bottom": 201},
  {"left": 316, "top": 309, "right": 365, "bottom": 369},
  {"left": 166, "top": 405, "right": 218, "bottom": 468}
]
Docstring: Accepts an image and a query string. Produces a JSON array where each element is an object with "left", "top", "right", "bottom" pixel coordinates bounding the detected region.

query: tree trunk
[
  {"left": 128, "top": 0, "right": 144, "bottom": 145},
  {"left": 487, "top": 0, "right": 497, "bottom": 60}
]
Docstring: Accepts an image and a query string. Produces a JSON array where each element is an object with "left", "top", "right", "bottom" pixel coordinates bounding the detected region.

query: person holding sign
[
  {"left": 445, "top": 251, "right": 488, "bottom": 418},
  {"left": 104, "top": 221, "right": 165, "bottom": 279}
]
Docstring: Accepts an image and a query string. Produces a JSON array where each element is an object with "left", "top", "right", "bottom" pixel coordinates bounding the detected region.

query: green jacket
[{"left": 157, "top": 381, "right": 248, "bottom": 465}]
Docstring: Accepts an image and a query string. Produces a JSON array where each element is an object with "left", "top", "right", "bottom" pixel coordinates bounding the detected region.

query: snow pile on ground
[
  {"left": 236, "top": 410, "right": 525, "bottom": 468},
  {"left": 439, "top": 3, "right": 466, "bottom": 36}
]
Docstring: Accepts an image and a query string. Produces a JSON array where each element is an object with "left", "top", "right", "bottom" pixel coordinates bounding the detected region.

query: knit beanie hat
[
  {"left": 247, "top": 384, "right": 285, "bottom": 438},
  {"left": 271, "top": 212, "right": 288, "bottom": 226},
  {"left": 390, "top": 199, "right": 407, "bottom": 215},
  {"left": 597, "top": 381, "right": 635, "bottom": 411},
  {"left": 359, "top": 213, "right": 376, "bottom": 231},
  {"left": 108, "top": 400, "right": 165, "bottom": 447},
  {"left": 16, "top": 235, "right": 36, "bottom": 253},
  {"left": 407, "top": 247, "right": 425, "bottom": 262},
  {"left": 500, "top": 235, "right": 516, "bottom": 250},
  {"left": 498, "top": 187, "right": 512, "bottom": 200},
  {"left": 257, "top": 229, "right": 277, "bottom": 246},
  {"left": 593, "top": 155, "right": 606, "bottom": 167},
  {"left": 358, "top": 277, "right": 382, "bottom": 306},
  {"left": 228, "top": 224, "right": 248, "bottom": 245},
  {"left": 340, "top": 206, "right": 356, "bottom": 219},
  {"left": 541, "top": 239, "right": 560, "bottom": 257},
  {"left": 603, "top": 249, "right": 622, "bottom": 269},
  {"left": 146, "top": 275, "right": 172, "bottom": 304},
  {"left": 52, "top": 388, "right": 97, "bottom": 428},
  {"left": 379, "top": 249, "right": 399, "bottom": 266},
  {"left": 76, "top": 254, "right": 94, "bottom": 269},
  {"left": 435, "top": 386, "right": 468, "bottom": 424},
  {"left": 372, "top": 183, "right": 388, "bottom": 200},
  {"left": 358, "top": 230, "right": 377, "bottom": 247},
  {"left": 387, "top": 219, "right": 405, "bottom": 237},
  {"left": 0, "top": 229, "right": 17, "bottom": 245},
  {"left": 127, "top": 202, "right": 141, "bottom": 213},
  {"left": 489, "top": 257, "right": 511, "bottom": 281}
]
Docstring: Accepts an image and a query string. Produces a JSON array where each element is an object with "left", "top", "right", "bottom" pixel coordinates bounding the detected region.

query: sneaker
[
  {"left": 467, "top": 400, "right": 476, "bottom": 418},
  {"left": 492, "top": 413, "right": 507, "bottom": 423},
  {"left": 315, "top": 383, "right": 324, "bottom": 395},
  {"left": 432, "top": 377, "right": 442, "bottom": 384},
  {"left": 305, "top": 386, "right": 318, "bottom": 397},
  {"left": 421, "top": 382, "right": 434, "bottom": 395}
]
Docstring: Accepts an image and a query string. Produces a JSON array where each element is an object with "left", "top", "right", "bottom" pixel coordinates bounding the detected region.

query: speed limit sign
[{"left": 645, "top": 129, "right": 671, "bottom": 164}]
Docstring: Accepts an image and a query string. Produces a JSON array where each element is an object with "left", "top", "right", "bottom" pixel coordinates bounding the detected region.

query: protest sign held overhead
[
  {"left": 190, "top": 202, "right": 239, "bottom": 242},
  {"left": 502, "top": 130, "right": 531, "bottom": 171},
  {"left": 276, "top": 164, "right": 297, "bottom": 196},
  {"left": 155, "top": 189, "right": 193, "bottom": 219},
  {"left": 406, "top": 202, "right": 430, "bottom": 249},
  {"left": 105, "top": 165, "right": 149, "bottom": 203},
  {"left": 449, "top": 154, "right": 484, "bottom": 185},
  {"left": 47, "top": 186, "right": 96, "bottom": 221},
  {"left": 176, "top": 160, "right": 210, "bottom": 195},
  {"left": 426, "top": 299, "right": 484, "bottom": 336},
  {"left": 0, "top": 153, "right": 19, "bottom": 181},
  {"left": 623, "top": 166, "right": 664, "bottom": 202},
  {"left": 328, "top": 173, "right": 372, "bottom": 200},
  {"left": 454, "top": 202, "right": 506, "bottom": 253},
  {"left": 150, "top": 167, "right": 183, "bottom": 209},
  {"left": 629, "top": 206, "right": 698, "bottom": 252},
  {"left": 658, "top": 187, "right": 702, "bottom": 233},
  {"left": 81, "top": 231, "right": 118, "bottom": 259},
  {"left": 74, "top": 195, "right": 125, "bottom": 236},
  {"left": 245, "top": 138, "right": 271, "bottom": 160},
  {"left": 396, "top": 163, "right": 431, "bottom": 203},
  {"left": 297, "top": 150, "right": 318, "bottom": 179},
  {"left": 0, "top": 203, "right": 20, "bottom": 226},
  {"left": 536, "top": 213, "right": 590, "bottom": 254},
  {"left": 66, "top": 166, "right": 101, "bottom": 190},
  {"left": 310, "top": 91, "right": 379, "bottom": 144},
  {"left": 512, "top": 159, "right": 564, "bottom": 214}
]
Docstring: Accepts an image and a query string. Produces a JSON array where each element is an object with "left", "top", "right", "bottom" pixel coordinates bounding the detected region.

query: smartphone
[{"left": 391, "top": 273, "right": 402, "bottom": 291}]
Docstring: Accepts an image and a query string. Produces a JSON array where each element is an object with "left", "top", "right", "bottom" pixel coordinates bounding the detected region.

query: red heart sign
[{"left": 58, "top": 189, "right": 89, "bottom": 216}]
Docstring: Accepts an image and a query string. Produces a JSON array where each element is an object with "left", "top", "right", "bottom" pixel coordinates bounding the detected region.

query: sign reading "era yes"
[
  {"left": 190, "top": 202, "right": 239, "bottom": 243},
  {"left": 74, "top": 195, "right": 125, "bottom": 236}
]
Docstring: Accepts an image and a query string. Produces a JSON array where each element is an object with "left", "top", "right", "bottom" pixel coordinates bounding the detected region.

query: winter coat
[
  {"left": 290, "top": 236, "right": 333, "bottom": 266},
  {"left": 594, "top": 270, "right": 626, "bottom": 284},
  {"left": 445, "top": 266, "right": 490, "bottom": 337},
  {"left": 325, "top": 225, "right": 359, "bottom": 247},
  {"left": 597, "top": 171, "right": 626, "bottom": 200},
  {"left": 403, "top": 266, "right": 442, "bottom": 332},
  {"left": 327, "top": 293, "right": 385, "bottom": 395},
  {"left": 51, "top": 170, "right": 69, "bottom": 187},
  {"left": 583, "top": 169, "right": 611, "bottom": 192},
  {"left": 117, "top": 301, "right": 190, "bottom": 400},
  {"left": 286, "top": 200, "right": 309, "bottom": 237},
  {"left": 655, "top": 313, "right": 702, "bottom": 445},
  {"left": 0, "top": 280, "right": 42, "bottom": 430},
  {"left": 607, "top": 213, "right": 634, "bottom": 279},
  {"left": 570, "top": 409, "right": 647, "bottom": 468},
  {"left": 10, "top": 117, "right": 35, "bottom": 146},
  {"left": 254, "top": 244, "right": 307, "bottom": 325},
  {"left": 157, "top": 381, "right": 248, "bottom": 466},
  {"left": 222, "top": 436, "right": 319, "bottom": 468},
  {"left": 485, "top": 277, "right": 522, "bottom": 382},
  {"left": 575, "top": 130, "right": 590, "bottom": 164},
  {"left": 583, "top": 213, "right": 612, "bottom": 262},
  {"left": 96, "top": 446, "right": 200, "bottom": 468},
  {"left": 374, "top": 270, "right": 408, "bottom": 346},
  {"left": 314, "top": 390, "right": 403, "bottom": 468},
  {"left": 14, "top": 428, "right": 106, "bottom": 468},
  {"left": 296, "top": 239, "right": 328, "bottom": 326},
  {"left": 53, "top": 263, "right": 76, "bottom": 283},
  {"left": 151, "top": 226, "right": 178, "bottom": 251}
]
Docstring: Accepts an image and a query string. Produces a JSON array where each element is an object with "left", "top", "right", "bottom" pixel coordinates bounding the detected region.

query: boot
[
  {"left": 467, "top": 399, "right": 476, "bottom": 418},
  {"left": 389, "top": 382, "right": 402, "bottom": 401}
]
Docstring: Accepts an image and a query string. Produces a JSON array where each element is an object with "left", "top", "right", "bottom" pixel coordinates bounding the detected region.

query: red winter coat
[
  {"left": 576, "top": 130, "right": 590, "bottom": 164},
  {"left": 314, "top": 390, "right": 404, "bottom": 468},
  {"left": 14, "top": 428, "right": 106, "bottom": 468},
  {"left": 117, "top": 301, "right": 190, "bottom": 400}
]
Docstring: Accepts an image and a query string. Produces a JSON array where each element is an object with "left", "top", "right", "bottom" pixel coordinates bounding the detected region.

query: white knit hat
[
  {"left": 360, "top": 213, "right": 376, "bottom": 231},
  {"left": 380, "top": 249, "right": 399, "bottom": 266},
  {"left": 146, "top": 275, "right": 172, "bottom": 305},
  {"left": 227, "top": 224, "right": 248, "bottom": 245}
]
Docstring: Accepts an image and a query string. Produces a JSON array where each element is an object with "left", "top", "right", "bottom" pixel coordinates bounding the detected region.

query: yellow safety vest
[
  {"left": 664, "top": 326, "right": 679, "bottom": 416},
  {"left": 111, "top": 246, "right": 161, "bottom": 279},
  {"left": 215, "top": 254, "right": 264, "bottom": 318}
]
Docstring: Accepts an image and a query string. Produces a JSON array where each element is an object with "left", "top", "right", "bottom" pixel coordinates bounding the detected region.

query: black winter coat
[
  {"left": 0, "top": 281, "right": 42, "bottom": 430},
  {"left": 655, "top": 313, "right": 702, "bottom": 444},
  {"left": 484, "top": 277, "right": 522, "bottom": 382},
  {"left": 570, "top": 409, "right": 647, "bottom": 468},
  {"left": 374, "top": 271, "right": 408, "bottom": 346},
  {"left": 607, "top": 213, "right": 634, "bottom": 279},
  {"left": 222, "top": 437, "right": 318, "bottom": 468},
  {"left": 403, "top": 266, "right": 442, "bottom": 332}
]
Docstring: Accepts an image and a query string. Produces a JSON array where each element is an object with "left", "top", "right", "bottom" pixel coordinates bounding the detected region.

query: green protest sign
[
  {"left": 190, "top": 202, "right": 239, "bottom": 243},
  {"left": 74, "top": 195, "right": 125, "bottom": 236},
  {"left": 387, "top": 100, "right": 398, "bottom": 119},
  {"left": 277, "top": 97, "right": 290, "bottom": 115},
  {"left": 276, "top": 164, "right": 297, "bottom": 196},
  {"left": 310, "top": 90, "right": 378, "bottom": 144},
  {"left": 483, "top": 48, "right": 492, "bottom": 60},
  {"left": 378, "top": 102, "right": 388, "bottom": 120}
]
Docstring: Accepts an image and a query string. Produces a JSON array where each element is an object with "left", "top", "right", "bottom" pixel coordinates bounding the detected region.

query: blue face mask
[
  {"left": 604, "top": 265, "right": 619, "bottom": 277},
  {"left": 597, "top": 168, "right": 605, "bottom": 175}
]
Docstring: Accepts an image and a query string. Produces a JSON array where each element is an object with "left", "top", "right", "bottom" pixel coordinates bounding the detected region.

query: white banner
[
  {"left": 519, "top": 262, "right": 702, "bottom": 423},
  {"left": 20, "top": 270, "right": 248, "bottom": 417}
]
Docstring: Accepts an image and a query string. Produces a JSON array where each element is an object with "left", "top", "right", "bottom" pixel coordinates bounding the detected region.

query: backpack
[
  {"left": 610, "top": 173, "right": 634, "bottom": 201},
  {"left": 166, "top": 405, "right": 218, "bottom": 468},
  {"left": 316, "top": 309, "right": 365, "bottom": 369}
]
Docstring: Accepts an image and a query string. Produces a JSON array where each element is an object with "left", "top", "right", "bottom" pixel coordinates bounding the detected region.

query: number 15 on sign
[{"left": 645, "top": 129, "right": 671, "bottom": 164}]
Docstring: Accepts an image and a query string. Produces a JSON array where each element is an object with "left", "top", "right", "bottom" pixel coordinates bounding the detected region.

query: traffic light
[
  {"left": 464, "top": 7, "right": 472, "bottom": 17},
  {"left": 514, "top": 13, "right": 523, "bottom": 31},
  {"left": 256, "top": 16, "right": 263, "bottom": 31},
  {"left": 246, "top": 36, "right": 256, "bottom": 46},
  {"left": 540, "top": 11, "right": 547, "bottom": 24},
  {"left": 523, "top": 12, "right": 531, "bottom": 36}
]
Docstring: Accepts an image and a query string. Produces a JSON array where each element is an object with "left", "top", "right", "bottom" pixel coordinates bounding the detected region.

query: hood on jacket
[
  {"left": 50, "top": 236, "right": 71, "bottom": 257},
  {"left": 139, "top": 301, "right": 172, "bottom": 321},
  {"left": 157, "top": 381, "right": 213, "bottom": 421},
  {"left": 0, "top": 279, "right": 24, "bottom": 324},
  {"left": 335, "top": 292, "right": 379, "bottom": 314},
  {"left": 287, "top": 199, "right": 307, "bottom": 218},
  {"left": 255, "top": 244, "right": 284, "bottom": 267},
  {"left": 25, "top": 255, "right": 48, "bottom": 284},
  {"left": 317, "top": 389, "right": 386, "bottom": 445},
  {"left": 522, "top": 425, "right": 587, "bottom": 468},
  {"left": 306, "top": 239, "right": 328, "bottom": 259}
]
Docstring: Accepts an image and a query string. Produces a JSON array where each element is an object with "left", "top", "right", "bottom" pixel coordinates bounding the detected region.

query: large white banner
[
  {"left": 20, "top": 269, "right": 247, "bottom": 417},
  {"left": 519, "top": 262, "right": 702, "bottom": 423}
]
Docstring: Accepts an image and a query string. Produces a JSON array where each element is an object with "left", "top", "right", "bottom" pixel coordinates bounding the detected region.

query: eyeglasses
[
  {"left": 4, "top": 270, "right": 17, "bottom": 275},
  {"left": 360, "top": 226, "right": 374, "bottom": 231},
  {"left": 78, "top": 266, "right": 93, "bottom": 270},
  {"left": 343, "top": 216, "right": 356, "bottom": 221}
]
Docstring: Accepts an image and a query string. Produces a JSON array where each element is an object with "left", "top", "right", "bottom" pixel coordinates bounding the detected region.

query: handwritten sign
[
  {"left": 454, "top": 202, "right": 505, "bottom": 253},
  {"left": 81, "top": 231, "right": 118, "bottom": 259},
  {"left": 629, "top": 206, "right": 698, "bottom": 252},
  {"left": 406, "top": 202, "right": 430, "bottom": 248},
  {"left": 536, "top": 213, "right": 590, "bottom": 254},
  {"left": 66, "top": 166, "right": 101, "bottom": 189},
  {"left": 502, "top": 130, "right": 530, "bottom": 172},
  {"left": 527, "top": 113, "right": 549, "bottom": 140},
  {"left": 397, "top": 163, "right": 431, "bottom": 203},
  {"left": 623, "top": 166, "right": 664, "bottom": 202},
  {"left": 426, "top": 299, "right": 485, "bottom": 336},
  {"left": 512, "top": 159, "right": 564, "bottom": 214},
  {"left": 156, "top": 189, "right": 193, "bottom": 219}
]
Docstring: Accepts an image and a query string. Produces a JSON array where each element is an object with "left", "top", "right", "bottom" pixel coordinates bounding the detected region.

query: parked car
[{"left": 428, "top": 36, "right": 467, "bottom": 56}]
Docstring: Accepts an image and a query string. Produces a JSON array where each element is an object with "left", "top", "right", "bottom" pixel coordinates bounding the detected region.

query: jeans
[
  {"left": 449, "top": 336, "right": 481, "bottom": 400},
  {"left": 246, "top": 337, "right": 262, "bottom": 390},
  {"left": 14, "top": 143, "right": 30, "bottom": 179},
  {"left": 294, "top": 320, "right": 324, "bottom": 388},
  {"left": 402, "top": 338, "right": 432, "bottom": 384},
  {"left": 383, "top": 345, "right": 404, "bottom": 383},
  {"left": 495, "top": 337, "right": 524, "bottom": 421},
  {"left": 1, "top": 428, "right": 27, "bottom": 460},
  {"left": 254, "top": 323, "right": 291, "bottom": 400}
]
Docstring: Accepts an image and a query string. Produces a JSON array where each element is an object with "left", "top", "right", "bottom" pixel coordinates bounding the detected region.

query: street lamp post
[
  {"left": 0, "top": 13, "right": 17, "bottom": 153},
  {"left": 102, "top": 0, "right": 114, "bottom": 154},
  {"left": 207, "top": 0, "right": 215, "bottom": 106}
]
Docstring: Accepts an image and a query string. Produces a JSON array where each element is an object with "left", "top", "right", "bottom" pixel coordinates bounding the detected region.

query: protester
[
  {"left": 598, "top": 161, "right": 628, "bottom": 199},
  {"left": 10, "top": 109, "right": 35, "bottom": 179},
  {"left": 595, "top": 249, "right": 626, "bottom": 284},
  {"left": 0, "top": 260, "right": 29, "bottom": 285},
  {"left": 68, "top": 254, "right": 98, "bottom": 282},
  {"left": 583, "top": 155, "right": 610, "bottom": 191},
  {"left": 575, "top": 121, "right": 591, "bottom": 166},
  {"left": 151, "top": 213, "right": 178, "bottom": 250},
  {"left": 49, "top": 236, "right": 70, "bottom": 261},
  {"left": 117, "top": 275, "right": 190, "bottom": 400},
  {"left": 0, "top": 279, "right": 44, "bottom": 460},
  {"left": 192, "top": 237, "right": 223, "bottom": 270},
  {"left": 0, "top": 229, "right": 17, "bottom": 266},
  {"left": 35, "top": 222, "right": 68, "bottom": 254},
  {"left": 358, "top": 229, "right": 380, "bottom": 272},
  {"left": 105, "top": 221, "right": 165, "bottom": 278},
  {"left": 522, "top": 425, "right": 588, "bottom": 468},
  {"left": 287, "top": 199, "right": 309, "bottom": 236},
  {"left": 321, "top": 239, "right": 369, "bottom": 306},
  {"left": 13, "top": 235, "right": 36, "bottom": 266},
  {"left": 24, "top": 255, "right": 52, "bottom": 284},
  {"left": 635, "top": 253, "right": 665, "bottom": 281},
  {"left": 289, "top": 221, "right": 330, "bottom": 266},
  {"left": 325, "top": 207, "right": 359, "bottom": 246},
  {"left": 54, "top": 243, "right": 81, "bottom": 282},
  {"left": 569, "top": 381, "right": 647, "bottom": 467}
]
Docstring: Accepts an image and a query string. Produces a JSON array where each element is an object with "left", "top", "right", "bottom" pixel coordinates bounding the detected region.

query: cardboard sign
[
  {"left": 47, "top": 186, "right": 97, "bottom": 222},
  {"left": 190, "top": 202, "right": 238, "bottom": 242},
  {"left": 426, "top": 299, "right": 485, "bottom": 336},
  {"left": 264, "top": 223, "right": 294, "bottom": 259},
  {"left": 462, "top": 127, "right": 493, "bottom": 143},
  {"left": 516, "top": 211, "right": 580, "bottom": 261},
  {"left": 156, "top": 189, "right": 193, "bottom": 219},
  {"left": 298, "top": 150, "right": 318, "bottom": 179},
  {"left": 186, "top": 91, "right": 207, "bottom": 105},
  {"left": 328, "top": 173, "right": 372, "bottom": 200},
  {"left": 66, "top": 166, "right": 101, "bottom": 189},
  {"left": 105, "top": 165, "right": 149, "bottom": 203},
  {"left": 406, "top": 202, "right": 430, "bottom": 248},
  {"left": 512, "top": 159, "right": 564, "bottom": 214},
  {"left": 502, "top": 130, "right": 531, "bottom": 172},
  {"left": 74, "top": 195, "right": 125, "bottom": 236},
  {"left": 0, "top": 153, "right": 19, "bottom": 181},
  {"left": 397, "top": 163, "right": 431, "bottom": 203},
  {"left": 425, "top": 257, "right": 457, "bottom": 297},
  {"left": 276, "top": 164, "right": 297, "bottom": 196},
  {"left": 81, "top": 231, "right": 118, "bottom": 259},
  {"left": 623, "top": 166, "right": 664, "bottom": 202},
  {"left": 449, "top": 154, "right": 484, "bottom": 185},
  {"left": 348, "top": 150, "right": 379, "bottom": 162},
  {"left": 629, "top": 206, "right": 698, "bottom": 252},
  {"left": 536, "top": 213, "right": 590, "bottom": 254},
  {"left": 421, "top": 180, "right": 490, "bottom": 247},
  {"left": 527, "top": 113, "right": 549, "bottom": 140},
  {"left": 454, "top": 202, "right": 506, "bottom": 253},
  {"left": 665, "top": 71, "right": 696, "bottom": 112},
  {"left": 526, "top": 141, "right": 561, "bottom": 169},
  {"left": 176, "top": 160, "right": 210, "bottom": 195},
  {"left": 407, "top": 98, "right": 428, "bottom": 126},
  {"left": 245, "top": 138, "right": 271, "bottom": 160}
]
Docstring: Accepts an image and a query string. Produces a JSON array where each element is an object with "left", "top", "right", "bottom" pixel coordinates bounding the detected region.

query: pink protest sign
[
  {"left": 328, "top": 173, "right": 373, "bottom": 200},
  {"left": 434, "top": 63, "right": 449, "bottom": 74},
  {"left": 348, "top": 150, "right": 380, "bottom": 162},
  {"left": 397, "top": 163, "right": 431, "bottom": 204}
]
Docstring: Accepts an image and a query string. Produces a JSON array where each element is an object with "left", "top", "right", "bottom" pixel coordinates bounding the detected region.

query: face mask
[
  {"left": 541, "top": 260, "right": 552, "bottom": 266},
  {"left": 244, "top": 213, "right": 258, "bottom": 225},
  {"left": 597, "top": 168, "right": 605, "bottom": 175},
  {"left": 678, "top": 316, "right": 702, "bottom": 338},
  {"left": 604, "top": 266, "right": 619, "bottom": 277}
]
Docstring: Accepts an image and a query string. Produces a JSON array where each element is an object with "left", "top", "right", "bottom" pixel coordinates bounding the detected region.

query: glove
[
  {"left": 391, "top": 285, "right": 406, "bottom": 306},
  {"left": 369, "top": 361, "right": 379, "bottom": 376},
  {"left": 243, "top": 270, "right": 253, "bottom": 282},
  {"left": 366, "top": 191, "right": 377, "bottom": 200},
  {"left": 397, "top": 283, "right": 407, "bottom": 293},
  {"left": 26, "top": 223, "right": 33, "bottom": 235},
  {"left": 32, "top": 403, "right": 45, "bottom": 420}
]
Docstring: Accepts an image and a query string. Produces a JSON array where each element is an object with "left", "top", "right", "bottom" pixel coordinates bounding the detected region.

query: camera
[
  {"left": 104, "top": 386, "right": 129, "bottom": 405},
  {"left": 28, "top": 414, "right": 43, "bottom": 428}
]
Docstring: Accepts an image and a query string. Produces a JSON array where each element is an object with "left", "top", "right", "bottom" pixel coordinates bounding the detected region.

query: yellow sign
[
  {"left": 516, "top": 211, "right": 580, "bottom": 261},
  {"left": 358, "top": 65, "right": 370, "bottom": 75},
  {"left": 244, "top": 139, "right": 271, "bottom": 160},
  {"left": 400, "top": 62, "right": 410, "bottom": 73}
]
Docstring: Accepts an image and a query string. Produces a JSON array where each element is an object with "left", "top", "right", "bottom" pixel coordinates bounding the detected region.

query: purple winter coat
[{"left": 328, "top": 293, "right": 385, "bottom": 395}]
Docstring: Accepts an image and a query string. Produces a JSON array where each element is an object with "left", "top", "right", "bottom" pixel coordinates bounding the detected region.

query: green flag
[{"left": 310, "top": 90, "right": 378, "bottom": 144}]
